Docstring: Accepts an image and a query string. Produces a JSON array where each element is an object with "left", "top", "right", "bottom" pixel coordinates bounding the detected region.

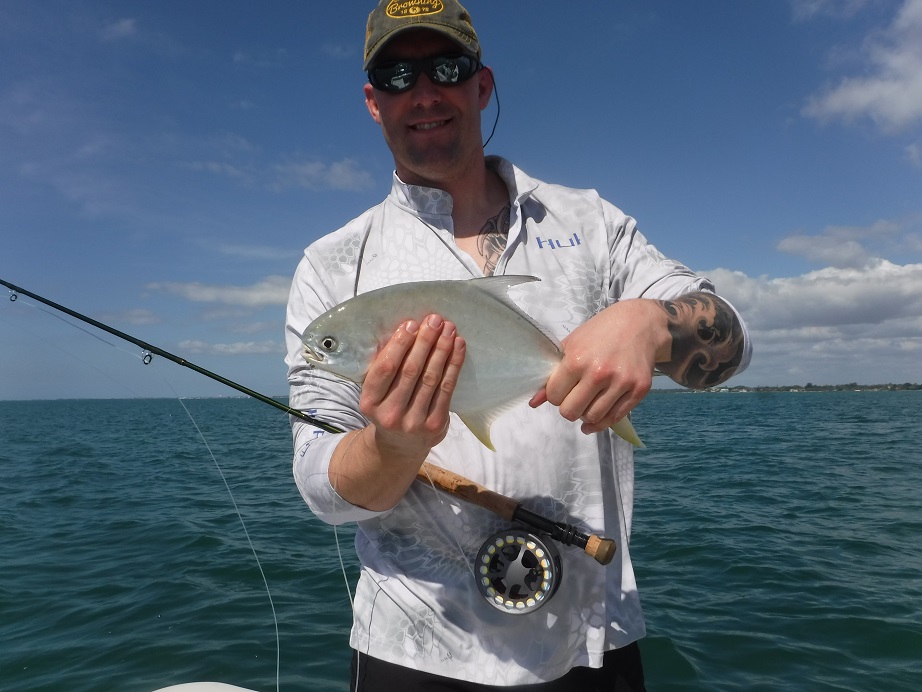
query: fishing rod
[
  {"left": 1, "top": 277, "right": 616, "bottom": 568},
  {"left": 1, "top": 277, "right": 339, "bottom": 433}
]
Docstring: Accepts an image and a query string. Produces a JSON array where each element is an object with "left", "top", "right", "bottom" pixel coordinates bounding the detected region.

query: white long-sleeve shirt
[{"left": 285, "top": 157, "right": 751, "bottom": 685}]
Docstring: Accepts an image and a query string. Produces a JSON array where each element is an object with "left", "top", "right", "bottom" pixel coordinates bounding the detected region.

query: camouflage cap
[{"left": 363, "top": 0, "right": 481, "bottom": 70}]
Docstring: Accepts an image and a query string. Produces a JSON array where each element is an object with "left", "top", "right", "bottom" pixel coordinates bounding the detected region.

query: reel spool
[{"left": 475, "top": 528, "right": 562, "bottom": 614}]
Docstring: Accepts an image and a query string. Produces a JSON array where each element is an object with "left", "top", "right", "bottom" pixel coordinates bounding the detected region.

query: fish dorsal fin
[{"left": 468, "top": 275, "right": 562, "bottom": 349}]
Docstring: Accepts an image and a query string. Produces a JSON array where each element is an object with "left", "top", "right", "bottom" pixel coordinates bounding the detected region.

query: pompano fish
[{"left": 301, "top": 276, "right": 643, "bottom": 450}]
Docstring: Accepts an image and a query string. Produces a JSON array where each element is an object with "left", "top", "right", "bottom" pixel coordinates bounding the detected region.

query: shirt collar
[
  {"left": 389, "top": 174, "right": 454, "bottom": 217},
  {"left": 388, "top": 156, "right": 540, "bottom": 217}
]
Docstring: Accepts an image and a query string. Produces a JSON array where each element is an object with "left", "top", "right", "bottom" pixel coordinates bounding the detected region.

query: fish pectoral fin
[
  {"left": 457, "top": 411, "right": 498, "bottom": 452},
  {"left": 610, "top": 416, "right": 645, "bottom": 448}
]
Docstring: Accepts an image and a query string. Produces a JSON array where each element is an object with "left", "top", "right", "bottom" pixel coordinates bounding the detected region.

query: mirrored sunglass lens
[
  {"left": 431, "top": 57, "right": 463, "bottom": 84},
  {"left": 376, "top": 62, "right": 417, "bottom": 91},
  {"left": 370, "top": 55, "right": 478, "bottom": 92}
]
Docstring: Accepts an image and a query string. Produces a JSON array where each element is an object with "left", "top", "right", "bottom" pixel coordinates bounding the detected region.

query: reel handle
[
  {"left": 417, "top": 462, "right": 617, "bottom": 566},
  {"left": 584, "top": 534, "right": 617, "bottom": 566}
]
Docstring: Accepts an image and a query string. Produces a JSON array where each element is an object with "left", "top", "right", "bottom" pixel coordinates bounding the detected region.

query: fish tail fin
[
  {"left": 457, "top": 412, "right": 496, "bottom": 452},
  {"left": 610, "top": 416, "right": 645, "bottom": 448}
]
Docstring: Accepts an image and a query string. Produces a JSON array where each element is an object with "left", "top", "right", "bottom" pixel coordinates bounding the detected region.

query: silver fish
[{"left": 301, "top": 276, "right": 643, "bottom": 450}]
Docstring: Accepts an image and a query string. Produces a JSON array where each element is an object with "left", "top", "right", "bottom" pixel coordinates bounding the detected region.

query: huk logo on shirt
[
  {"left": 387, "top": 0, "right": 444, "bottom": 18},
  {"left": 536, "top": 232, "right": 582, "bottom": 249}
]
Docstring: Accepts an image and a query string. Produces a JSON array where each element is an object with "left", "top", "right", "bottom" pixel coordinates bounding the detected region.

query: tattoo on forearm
[
  {"left": 659, "top": 293, "right": 745, "bottom": 388},
  {"left": 478, "top": 204, "right": 510, "bottom": 276}
]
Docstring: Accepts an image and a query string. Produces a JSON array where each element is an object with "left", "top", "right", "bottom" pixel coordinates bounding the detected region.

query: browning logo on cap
[
  {"left": 364, "top": 0, "right": 480, "bottom": 70},
  {"left": 386, "top": 1, "right": 445, "bottom": 18}
]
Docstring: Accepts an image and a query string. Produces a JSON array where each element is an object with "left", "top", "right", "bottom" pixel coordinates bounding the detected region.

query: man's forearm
[
  {"left": 655, "top": 292, "right": 746, "bottom": 388},
  {"left": 328, "top": 426, "right": 431, "bottom": 512}
]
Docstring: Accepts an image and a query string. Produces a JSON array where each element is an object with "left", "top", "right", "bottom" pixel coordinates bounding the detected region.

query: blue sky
[{"left": 2, "top": 0, "right": 921, "bottom": 400}]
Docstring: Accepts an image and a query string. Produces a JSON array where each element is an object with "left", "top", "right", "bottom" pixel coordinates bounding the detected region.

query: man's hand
[
  {"left": 529, "top": 293, "right": 745, "bottom": 435},
  {"left": 529, "top": 300, "right": 669, "bottom": 434},
  {"left": 360, "top": 314, "right": 466, "bottom": 457},
  {"left": 329, "top": 313, "right": 465, "bottom": 511}
]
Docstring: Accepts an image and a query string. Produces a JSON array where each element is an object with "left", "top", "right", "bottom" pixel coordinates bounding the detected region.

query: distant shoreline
[
  {"left": 653, "top": 383, "right": 922, "bottom": 394},
  {"left": 3, "top": 385, "right": 922, "bottom": 403}
]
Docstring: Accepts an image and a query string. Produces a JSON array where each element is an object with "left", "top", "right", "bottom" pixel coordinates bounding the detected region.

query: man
[{"left": 285, "top": 2, "right": 751, "bottom": 690}]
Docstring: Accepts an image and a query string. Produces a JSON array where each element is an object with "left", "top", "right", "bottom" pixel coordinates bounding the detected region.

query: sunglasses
[{"left": 368, "top": 54, "right": 482, "bottom": 93}]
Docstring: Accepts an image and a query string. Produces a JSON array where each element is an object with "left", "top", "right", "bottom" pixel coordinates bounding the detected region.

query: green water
[{"left": 1, "top": 392, "right": 920, "bottom": 690}]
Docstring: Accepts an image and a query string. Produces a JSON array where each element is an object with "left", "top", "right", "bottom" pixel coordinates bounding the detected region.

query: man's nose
[{"left": 409, "top": 71, "right": 443, "bottom": 106}]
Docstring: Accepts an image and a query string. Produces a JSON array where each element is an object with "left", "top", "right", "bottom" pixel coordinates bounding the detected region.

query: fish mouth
[{"left": 303, "top": 344, "right": 323, "bottom": 365}]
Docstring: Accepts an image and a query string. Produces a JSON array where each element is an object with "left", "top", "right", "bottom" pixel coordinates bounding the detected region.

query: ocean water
[{"left": 1, "top": 392, "right": 920, "bottom": 691}]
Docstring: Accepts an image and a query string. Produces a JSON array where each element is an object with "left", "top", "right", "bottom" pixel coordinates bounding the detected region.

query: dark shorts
[{"left": 350, "top": 642, "right": 646, "bottom": 691}]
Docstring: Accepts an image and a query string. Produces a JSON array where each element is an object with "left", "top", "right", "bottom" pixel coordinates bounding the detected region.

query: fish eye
[{"left": 320, "top": 336, "right": 338, "bottom": 352}]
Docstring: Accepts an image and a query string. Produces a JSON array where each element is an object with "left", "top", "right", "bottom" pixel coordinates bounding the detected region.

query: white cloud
[
  {"left": 19, "top": 159, "right": 137, "bottom": 217},
  {"left": 711, "top": 261, "right": 922, "bottom": 330},
  {"left": 99, "top": 18, "right": 138, "bottom": 42},
  {"left": 233, "top": 48, "right": 287, "bottom": 69},
  {"left": 179, "top": 146, "right": 373, "bottom": 192},
  {"left": 176, "top": 133, "right": 261, "bottom": 181},
  {"left": 803, "top": 0, "right": 922, "bottom": 131},
  {"left": 321, "top": 43, "right": 354, "bottom": 60},
  {"left": 908, "top": 140, "right": 922, "bottom": 166},
  {"left": 181, "top": 160, "right": 250, "bottom": 180},
  {"left": 95, "top": 308, "right": 161, "bottom": 326},
  {"left": 790, "top": 0, "right": 872, "bottom": 21},
  {"left": 178, "top": 339, "right": 283, "bottom": 355},
  {"left": 777, "top": 235, "right": 872, "bottom": 268},
  {"left": 227, "top": 320, "right": 280, "bottom": 335},
  {"left": 212, "top": 131, "right": 259, "bottom": 154},
  {"left": 776, "top": 218, "right": 919, "bottom": 268},
  {"left": 217, "top": 243, "right": 296, "bottom": 261},
  {"left": 707, "top": 262, "right": 922, "bottom": 385},
  {"left": 273, "top": 158, "right": 374, "bottom": 192},
  {"left": 147, "top": 275, "right": 290, "bottom": 307}
]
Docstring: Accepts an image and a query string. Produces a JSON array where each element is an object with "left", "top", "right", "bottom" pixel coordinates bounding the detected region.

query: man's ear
[
  {"left": 364, "top": 83, "right": 383, "bottom": 124},
  {"left": 479, "top": 66, "right": 495, "bottom": 111}
]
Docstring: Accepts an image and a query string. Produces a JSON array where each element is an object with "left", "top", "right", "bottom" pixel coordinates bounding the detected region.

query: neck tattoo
[{"left": 478, "top": 204, "right": 511, "bottom": 276}]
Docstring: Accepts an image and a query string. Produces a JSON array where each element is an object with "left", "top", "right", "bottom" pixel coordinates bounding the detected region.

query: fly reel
[{"left": 475, "top": 528, "right": 562, "bottom": 614}]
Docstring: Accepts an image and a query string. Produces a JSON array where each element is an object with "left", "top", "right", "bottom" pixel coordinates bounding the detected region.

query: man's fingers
[
  {"left": 579, "top": 378, "right": 651, "bottom": 434},
  {"left": 556, "top": 378, "right": 604, "bottom": 423},
  {"left": 361, "top": 319, "right": 421, "bottom": 407},
  {"left": 528, "top": 387, "right": 547, "bottom": 409},
  {"left": 360, "top": 314, "right": 462, "bottom": 439},
  {"left": 542, "top": 363, "right": 580, "bottom": 410},
  {"left": 426, "top": 334, "right": 465, "bottom": 422},
  {"left": 406, "top": 319, "right": 458, "bottom": 415},
  {"left": 393, "top": 315, "right": 445, "bottom": 401}
]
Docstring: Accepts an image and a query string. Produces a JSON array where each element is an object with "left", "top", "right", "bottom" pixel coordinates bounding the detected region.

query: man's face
[{"left": 364, "top": 30, "right": 491, "bottom": 188}]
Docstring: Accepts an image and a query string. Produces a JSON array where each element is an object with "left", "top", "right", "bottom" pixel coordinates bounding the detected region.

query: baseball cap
[{"left": 363, "top": 0, "right": 481, "bottom": 70}]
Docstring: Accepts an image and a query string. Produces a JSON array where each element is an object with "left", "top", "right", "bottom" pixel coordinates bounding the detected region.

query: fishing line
[
  {"left": 173, "top": 393, "right": 281, "bottom": 692},
  {"left": 0, "top": 301, "right": 145, "bottom": 398},
  {"left": 332, "top": 524, "right": 356, "bottom": 609},
  {"left": 332, "top": 521, "right": 360, "bottom": 692},
  {"left": 3, "top": 278, "right": 620, "bottom": 617},
  {"left": 4, "top": 278, "right": 623, "bottom": 563},
  {"left": 10, "top": 294, "right": 144, "bottom": 359},
  {"left": 1, "top": 278, "right": 340, "bottom": 433},
  {"left": 329, "top": 433, "right": 358, "bottom": 612},
  {"left": 4, "top": 280, "right": 283, "bottom": 690},
  {"left": 418, "top": 465, "right": 479, "bottom": 583}
]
